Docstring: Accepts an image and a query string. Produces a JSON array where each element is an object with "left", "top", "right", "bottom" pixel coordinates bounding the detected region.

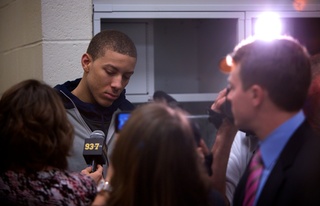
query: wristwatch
[{"left": 97, "top": 180, "right": 113, "bottom": 192}]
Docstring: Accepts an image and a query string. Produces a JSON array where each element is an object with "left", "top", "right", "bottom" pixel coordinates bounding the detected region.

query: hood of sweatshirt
[{"left": 54, "top": 78, "right": 135, "bottom": 122}]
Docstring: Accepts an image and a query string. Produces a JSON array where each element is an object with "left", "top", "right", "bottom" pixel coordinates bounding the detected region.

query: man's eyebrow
[
  {"left": 125, "top": 71, "right": 134, "bottom": 75},
  {"left": 103, "top": 64, "right": 116, "bottom": 69},
  {"left": 103, "top": 64, "right": 134, "bottom": 74}
]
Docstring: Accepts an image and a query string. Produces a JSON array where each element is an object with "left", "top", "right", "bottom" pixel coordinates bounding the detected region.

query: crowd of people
[{"left": 0, "top": 29, "right": 320, "bottom": 206}]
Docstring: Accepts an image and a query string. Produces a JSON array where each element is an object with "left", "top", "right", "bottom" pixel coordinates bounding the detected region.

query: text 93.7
[{"left": 84, "top": 143, "right": 100, "bottom": 150}]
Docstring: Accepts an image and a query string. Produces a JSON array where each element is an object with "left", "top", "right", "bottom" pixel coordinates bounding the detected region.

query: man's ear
[
  {"left": 81, "top": 53, "right": 92, "bottom": 73},
  {"left": 250, "top": 85, "right": 264, "bottom": 107}
]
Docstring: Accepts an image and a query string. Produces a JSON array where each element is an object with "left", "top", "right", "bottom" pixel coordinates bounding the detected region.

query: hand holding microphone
[
  {"left": 83, "top": 130, "right": 108, "bottom": 172},
  {"left": 81, "top": 164, "right": 104, "bottom": 184}
]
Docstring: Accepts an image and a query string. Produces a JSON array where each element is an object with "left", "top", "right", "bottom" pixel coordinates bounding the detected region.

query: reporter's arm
[
  {"left": 91, "top": 191, "right": 110, "bottom": 206},
  {"left": 91, "top": 163, "right": 114, "bottom": 206},
  {"left": 210, "top": 119, "right": 237, "bottom": 205},
  {"left": 209, "top": 88, "right": 237, "bottom": 205}
]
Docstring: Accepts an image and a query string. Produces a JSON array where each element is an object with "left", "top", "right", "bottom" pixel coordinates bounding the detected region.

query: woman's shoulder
[
  {"left": 43, "top": 169, "right": 97, "bottom": 189},
  {"left": 0, "top": 169, "right": 97, "bottom": 206}
]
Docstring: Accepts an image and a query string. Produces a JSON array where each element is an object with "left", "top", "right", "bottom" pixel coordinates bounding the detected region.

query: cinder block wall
[{"left": 0, "top": 0, "right": 92, "bottom": 95}]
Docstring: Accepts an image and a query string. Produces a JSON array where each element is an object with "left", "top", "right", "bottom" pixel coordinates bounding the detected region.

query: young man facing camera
[
  {"left": 226, "top": 36, "right": 320, "bottom": 206},
  {"left": 55, "top": 30, "right": 137, "bottom": 173}
]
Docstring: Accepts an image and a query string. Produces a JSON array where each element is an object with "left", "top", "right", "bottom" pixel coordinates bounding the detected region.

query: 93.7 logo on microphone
[
  {"left": 83, "top": 130, "right": 108, "bottom": 170},
  {"left": 84, "top": 143, "right": 100, "bottom": 150}
]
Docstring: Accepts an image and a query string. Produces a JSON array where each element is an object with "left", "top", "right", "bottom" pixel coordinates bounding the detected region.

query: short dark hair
[
  {"left": 86, "top": 30, "right": 137, "bottom": 61},
  {"left": 231, "top": 36, "right": 311, "bottom": 111},
  {"left": 0, "top": 79, "right": 74, "bottom": 173}
]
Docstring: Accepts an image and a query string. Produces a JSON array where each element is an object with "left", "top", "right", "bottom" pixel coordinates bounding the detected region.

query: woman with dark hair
[
  {"left": 93, "top": 102, "right": 225, "bottom": 206},
  {"left": 0, "top": 79, "right": 102, "bottom": 205}
]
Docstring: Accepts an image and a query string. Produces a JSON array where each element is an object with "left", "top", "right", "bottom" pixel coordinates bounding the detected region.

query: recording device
[
  {"left": 207, "top": 89, "right": 254, "bottom": 135},
  {"left": 115, "top": 111, "right": 131, "bottom": 132},
  {"left": 82, "top": 130, "right": 108, "bottom": 172},
  {"left": 208, "top": 88, "right": 234, "bottom": 129},
  {"left": 153, "top": 89, "right": 235, "bottom": 130}
]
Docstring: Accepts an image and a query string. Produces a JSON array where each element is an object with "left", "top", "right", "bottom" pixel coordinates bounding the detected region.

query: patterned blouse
[{"left": 0, "top": 169, "right": 97, "bottom": 206}]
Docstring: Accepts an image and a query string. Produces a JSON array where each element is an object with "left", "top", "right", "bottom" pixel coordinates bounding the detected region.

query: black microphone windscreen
[
  {"left": 83, "top": 130, "right": 108, "bottom": 171},
  {"left": 90, "top": 130, "right": 105, "bottom": 139}
]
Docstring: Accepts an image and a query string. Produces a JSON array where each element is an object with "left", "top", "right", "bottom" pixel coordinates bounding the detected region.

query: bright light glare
[
  {"left": 226, "top": 55, "right": 233, "bottom": 67},
  {"left": 255, "top": 12, "right": 282, "bottom": 41}
]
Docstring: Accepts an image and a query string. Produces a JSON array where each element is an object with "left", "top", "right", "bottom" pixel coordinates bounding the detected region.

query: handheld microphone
[{"left": 82, "top": 130, "right": 108, "bottom": 172}]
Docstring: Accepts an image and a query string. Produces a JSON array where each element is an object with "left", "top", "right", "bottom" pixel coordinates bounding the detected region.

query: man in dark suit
[{"left": 224, "top": 36, "right": 320, "bottom": 206}]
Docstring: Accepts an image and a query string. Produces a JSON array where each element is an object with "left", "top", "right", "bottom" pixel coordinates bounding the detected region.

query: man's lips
[{"left": 104, "top": 92, "right": 118, "bottom": 100}]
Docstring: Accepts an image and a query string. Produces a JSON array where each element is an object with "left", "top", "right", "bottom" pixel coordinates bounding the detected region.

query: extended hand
[{"left": 81, "top": 165, "right": 104, "bottom": 184}]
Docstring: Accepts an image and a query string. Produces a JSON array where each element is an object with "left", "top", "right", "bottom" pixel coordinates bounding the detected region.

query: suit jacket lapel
[{"left": 256, "top": 121, "right": 309, "bottom": 206}]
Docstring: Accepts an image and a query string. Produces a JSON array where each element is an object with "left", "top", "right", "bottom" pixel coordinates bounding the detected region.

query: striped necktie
[{"left": 243, "top": 149, "right": 264, "bottom": 206}]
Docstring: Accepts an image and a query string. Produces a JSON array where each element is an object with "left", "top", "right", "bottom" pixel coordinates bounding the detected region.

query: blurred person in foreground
[
  {"left": 92, "top": 102, "right": 226, "bottom": 206},
  {"left": 0, "top": 79, "right": 102, "bottom": 206},
  {"left": 224, "top": 36, "right": 320, "bottom": 206}
]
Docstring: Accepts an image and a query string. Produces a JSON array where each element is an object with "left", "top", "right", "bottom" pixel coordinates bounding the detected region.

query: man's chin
[{"left": 99, "top": 99, "right": 114, "bottom": 107}]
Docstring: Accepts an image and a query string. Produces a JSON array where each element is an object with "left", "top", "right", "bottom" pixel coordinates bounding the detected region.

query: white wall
[
  {"left": 41, "top": 0, "right": 92, "bottom": 86},
  {"left": 0, "top": 0, "right": 92, "bottom": 95},
  {"left": 0, "top": 0, "right": 43, "bottom": 94}
]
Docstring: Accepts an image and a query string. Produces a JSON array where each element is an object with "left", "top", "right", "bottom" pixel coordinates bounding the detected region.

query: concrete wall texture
[{"left": 0, "top": 0, "right": 92, "bottom": 95}]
